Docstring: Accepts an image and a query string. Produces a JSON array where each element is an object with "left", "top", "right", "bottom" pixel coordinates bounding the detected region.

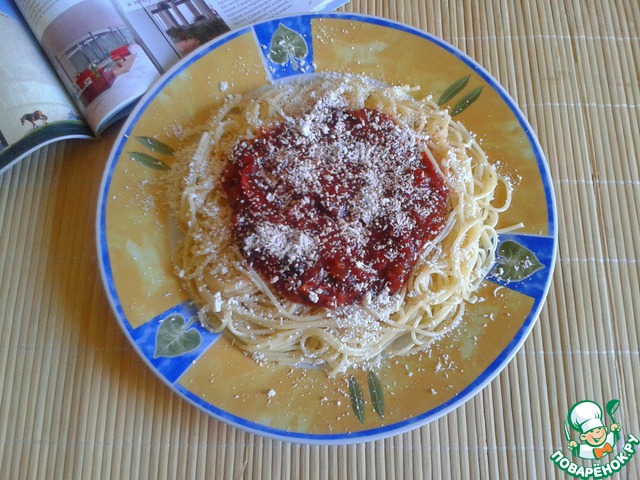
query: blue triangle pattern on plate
[
  {"left": 253, "top": 16, "right": 315, "bottom": 81},
  {"left": 486, "top": 233, "right": 556, "bottom": 299},
  {"left": 127, "top": 301, "right": 221, "bottom": 384}
]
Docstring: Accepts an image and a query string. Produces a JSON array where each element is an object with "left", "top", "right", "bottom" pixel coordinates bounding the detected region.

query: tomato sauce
[{"left": 223, "top": 107, "right": 448, "bottom": 308}]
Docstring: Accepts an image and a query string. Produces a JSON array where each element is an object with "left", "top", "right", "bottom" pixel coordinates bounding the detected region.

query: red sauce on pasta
[{"left": 223, "top": 107, "right": 448, "bottom": 308}]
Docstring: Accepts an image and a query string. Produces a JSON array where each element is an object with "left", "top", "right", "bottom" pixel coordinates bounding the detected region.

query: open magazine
[{"left": 0, "top": 0, "right": 348, "bottom": 174}]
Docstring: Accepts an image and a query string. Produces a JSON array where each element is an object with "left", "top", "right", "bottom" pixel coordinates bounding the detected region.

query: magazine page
[
  {"left": 0, "top": 0, "right": 91, "bottom": 175},
  {"left": 112, "top": 0, "right": 349, "bottom": 74},
  {"left": 14, "top": 0, "right": 163, "bottom": 134},
  {"left": 11, "top": 0, "right": 348, "bottom": 139}
]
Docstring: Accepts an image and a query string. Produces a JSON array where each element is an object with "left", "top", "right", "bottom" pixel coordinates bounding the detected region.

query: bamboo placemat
[{"left": 1, "top": 1, "right": 638, "bottom": 478}]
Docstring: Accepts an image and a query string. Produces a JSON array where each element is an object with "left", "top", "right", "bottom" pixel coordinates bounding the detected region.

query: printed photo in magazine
[{"left": 16, "top": 0, "right": 162, "bottom": 133}]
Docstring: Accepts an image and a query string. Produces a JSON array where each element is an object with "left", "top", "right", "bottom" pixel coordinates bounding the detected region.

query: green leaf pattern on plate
[
  {"left": 438, "top": 76, "right": 483, "bottom": 116},
  {"left": 269, "top": 24, "right": 308, "bottom": 70},
  {"left": 346, "top": 373, "right": 388, "bottom": 422},
  {"left": 129, "top": 151, "right": 169, "bottom": 170},
  {"left": 451, "top": 86, "right": 483, "bottom": 116},
  {"left": 492, "top": 240, "right": 545, "bottom": 282},
  {"left": 367, "top": 371, "right": 385, "bottom": 418},
  {"left": 154, "top": 314, "right": 202, "bottom": 358},
  {"left": 437, "top": 75, "right": 470, "bottom": 106},
  {"left": 129, "top": 135, "right": 174, "bottom": 170},
  {"left": 136, "top": 136, "right": 175, "bottom": 155},
  {"left": 348, "top": 376, "right": 366, "bottom": 424}
]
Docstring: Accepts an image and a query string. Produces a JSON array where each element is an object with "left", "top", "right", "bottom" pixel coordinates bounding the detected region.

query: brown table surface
[{"left": 1, "top": 1, "right": 639, "bottom": 478}]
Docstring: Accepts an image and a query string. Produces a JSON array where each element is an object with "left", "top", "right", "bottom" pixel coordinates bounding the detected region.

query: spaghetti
[{"left": 165, "top": 74, "right": 512, "bottom": 375}]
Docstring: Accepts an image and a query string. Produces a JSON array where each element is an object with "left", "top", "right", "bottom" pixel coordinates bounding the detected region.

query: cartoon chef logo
[
  {"left": 565, "top": 400, "right": 621, "bottom": 461},
  {"left": 551, "top": 399, "right": 640, "bottom": 478}
]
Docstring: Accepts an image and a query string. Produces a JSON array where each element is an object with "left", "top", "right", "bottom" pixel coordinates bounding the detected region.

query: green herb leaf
[
  {"left": 130, "top": 151, "right": 169, "bottom": 170},
  {"left": 492, "top": 240, "right": 545, "bottom": 282},
  {"left": 154, "top": 314, "right": 202, "bottom": 358},
  {"left": 136, "top": 136, "right": 175, "bottom": 155},
  {"left": 269, "top": 23, "right": 308, "bottom": 68},
  {"left": 367, "top": 371, "right": 385, "bottom": 418},
  {"left": 451, "top": 86, "right": 483, "bottom": 116},
  {"left": 437, "top": 75, "right": 470, "bottom": 106},
  {"left": 348, "top": 376, "right": 365, "bottom": 424}
]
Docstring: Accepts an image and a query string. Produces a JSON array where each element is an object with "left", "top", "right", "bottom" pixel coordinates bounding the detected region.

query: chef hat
[{"left": 568, "top": 400, "right": 604, "bottom": 434}]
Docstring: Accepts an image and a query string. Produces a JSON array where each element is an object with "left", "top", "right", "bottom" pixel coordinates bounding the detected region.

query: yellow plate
[{"left": 97, "top": 13, "right": 557, "bottom": 444}]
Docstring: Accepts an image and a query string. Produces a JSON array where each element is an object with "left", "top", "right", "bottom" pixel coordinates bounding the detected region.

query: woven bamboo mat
[{"left": 1, "top": 0, "right": 639, "bottom": 478}]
